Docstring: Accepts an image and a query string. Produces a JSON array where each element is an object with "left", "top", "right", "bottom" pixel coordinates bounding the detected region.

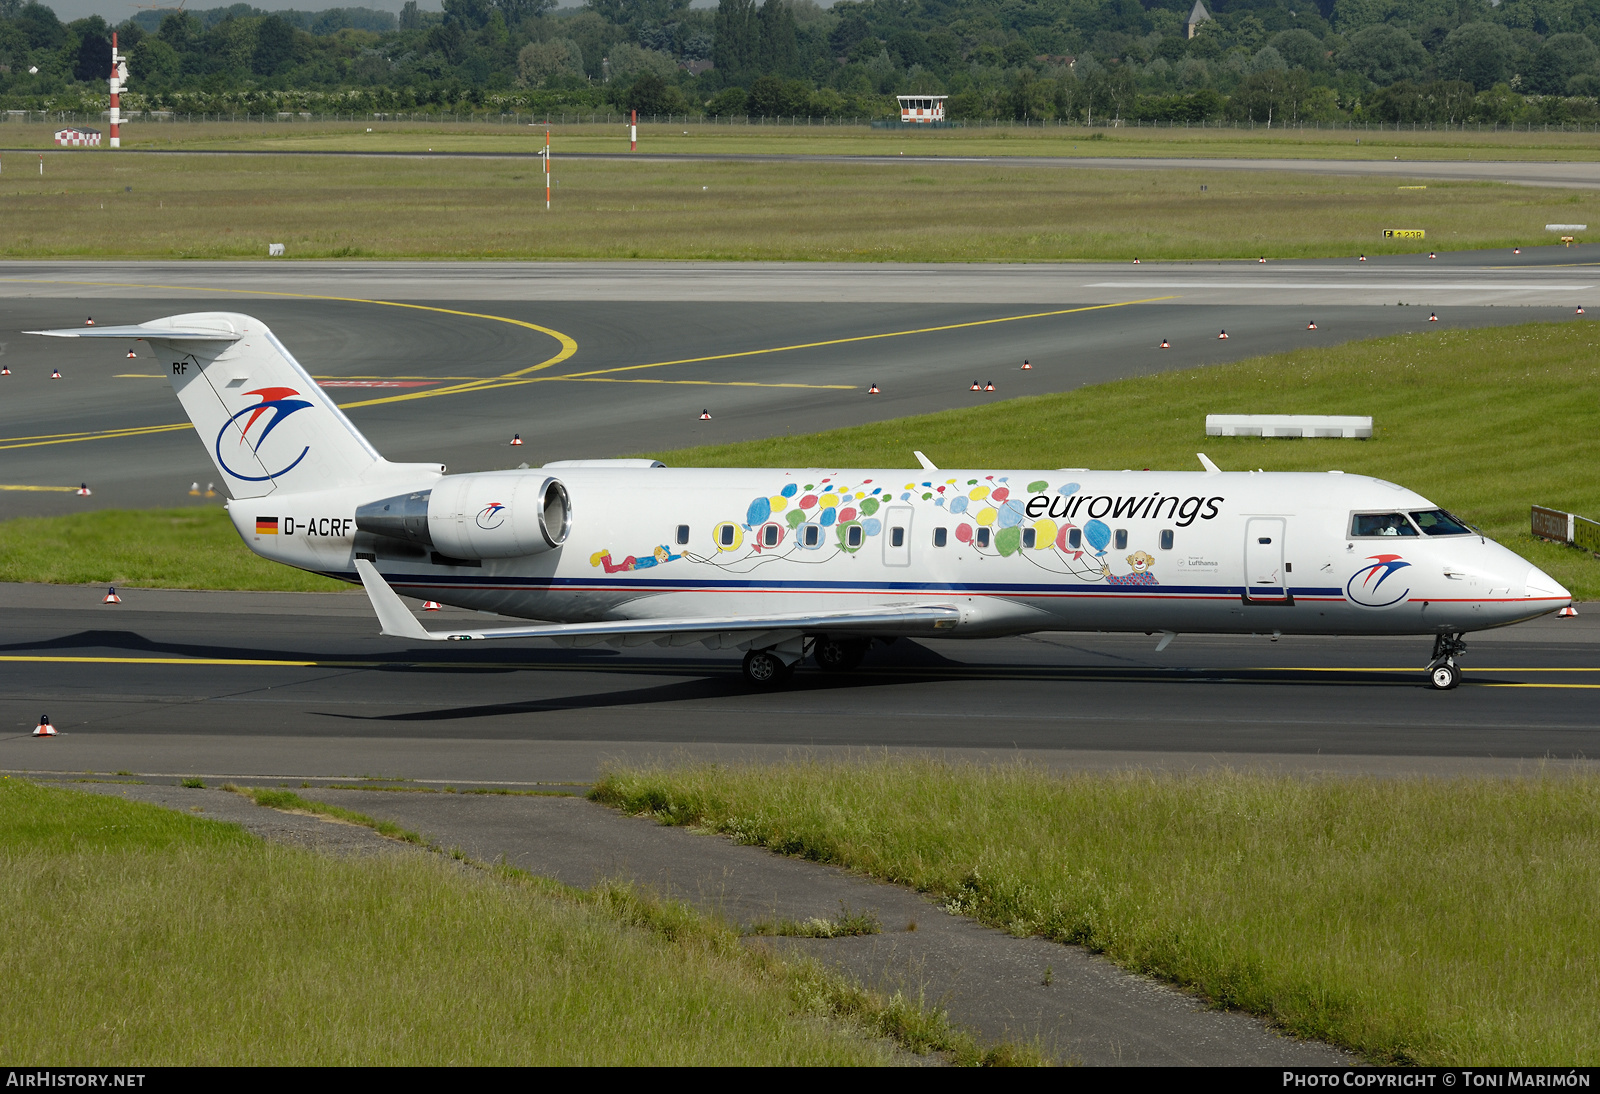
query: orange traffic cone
[
  {"left": 969, "top": 381, "right": 980, "bottom": 391},
  {"left": 509, "top": 433, "right": 523, "bottom": 446},
  {"left": 1159, "top": 339, "right": 1169, "bottom": 349},
  {"left": 983, "top": 381, "right": 995, "bottom": 392},
  {"left": 1020, "top": 360, "right": 1032, "bottom": 370},
  {"left": 51, "top": 369, "right": 62, "bottom": 379},
  {"left": 34, "top": 715, "right": 56, "bottom": 737},
  {"left": 1307, "top": 321, "right": 1317, "bottom": 330},
  {"left": 76, "top": 483, "right": 91, "bottom": 496},
  {"left": 699, "top": 410, "right": 712, "bottom": 420},
  {"left": 1429, "top": 312, "right": 1438, "bottom": 322},
  {"left": 422, "top": 601, "right": 442, "bottom": 611},
  {"left": 867, "top": 382, "right": 880, "bottom": 394},
  {"left": 1217, "top": 330, "right": 1228, "bottom": 339},
  {"left": 103, "top": 586, "right": 121, "bottom": 604},
  {"left": 1559, "top": 606, "right": 1578, "bottom": 617}
]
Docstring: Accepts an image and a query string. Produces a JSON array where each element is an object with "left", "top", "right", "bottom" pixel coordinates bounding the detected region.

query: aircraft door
[
  {"left": 1243, "top": 518, "right": 1289, "bottom": 602},
  {"left": 883, "top": 506, "right": 913, "bottom": 567}
]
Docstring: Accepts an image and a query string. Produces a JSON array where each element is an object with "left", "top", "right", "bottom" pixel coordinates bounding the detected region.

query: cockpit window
[
  {"left": 1350, "top": 512, "right": 1419, "bottom": 538},
  {"left": 1410, "top": 509, "right": 1474, "bottom": 536}
]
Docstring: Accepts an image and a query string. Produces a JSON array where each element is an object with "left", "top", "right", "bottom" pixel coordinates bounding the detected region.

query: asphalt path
[{"left": 3, "top": 249, "right": 1596, "bottom": 513}]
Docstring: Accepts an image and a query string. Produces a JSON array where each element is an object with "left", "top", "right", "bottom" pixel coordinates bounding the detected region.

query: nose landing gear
[{"left": 1427, "top": 633, "right": 1467, "bottom": 690}]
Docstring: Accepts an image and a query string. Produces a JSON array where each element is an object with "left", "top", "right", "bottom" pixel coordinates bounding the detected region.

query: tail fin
[{"left": 30, "top": 312, "right": 415, "bottom": 499}]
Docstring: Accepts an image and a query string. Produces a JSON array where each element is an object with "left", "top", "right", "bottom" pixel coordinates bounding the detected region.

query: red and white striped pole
[
  {"left": 630, "top": 109, "right": 636, "bottom": 152},
  {"left": 108, "top": 32, "right": 125, "bottom": 149},
  {"left": 544, "top": 129, "right": 550, "bottom": 210}
]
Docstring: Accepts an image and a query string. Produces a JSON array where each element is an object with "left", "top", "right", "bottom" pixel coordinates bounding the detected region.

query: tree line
[{"left": 3, "top": 0, "right": 1600, "bottom": 124}]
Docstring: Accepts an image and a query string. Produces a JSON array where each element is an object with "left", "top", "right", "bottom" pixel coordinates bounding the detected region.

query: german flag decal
[{"left": 255, "top": 517, "right": 279, "bottom": 535}]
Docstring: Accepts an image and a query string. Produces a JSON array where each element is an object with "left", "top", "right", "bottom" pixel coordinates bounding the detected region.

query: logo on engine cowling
[
  {"left": 1347, "top": 553, "right": 1412, "bottom": 607},
  {"left": 476, "top": 502, "right": 507, "bottom": 530}
]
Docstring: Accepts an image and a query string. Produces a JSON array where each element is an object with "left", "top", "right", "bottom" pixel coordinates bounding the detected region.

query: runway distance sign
[{"left": 1383, "top": 229, "right": 1426, "bottom": 239}]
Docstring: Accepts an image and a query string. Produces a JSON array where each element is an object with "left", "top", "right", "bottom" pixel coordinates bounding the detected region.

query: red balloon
[
  {"left": 991, "top": 487, "right": 1010, "bottom": 502},
  {"left": 799, "top": 495, "right": 818, "bottom": 509},
  {"left": 839, "top": 507, "right": 857, "bottom": 522},
  {"left": 955, "top": 524, "right": 973, "bottom": 543}
]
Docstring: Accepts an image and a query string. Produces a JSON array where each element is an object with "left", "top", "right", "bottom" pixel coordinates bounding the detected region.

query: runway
[
  {"left": 2, "top": 582, "right": 1596, "bottom": 785},
  {"left": 2, "top": 249, "right": 1596, "bottom": 514}
]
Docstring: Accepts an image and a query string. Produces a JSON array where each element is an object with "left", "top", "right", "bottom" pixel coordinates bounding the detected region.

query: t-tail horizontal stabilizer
[{"left": 353, "top": 560, "right": 962, "bottom": 644}]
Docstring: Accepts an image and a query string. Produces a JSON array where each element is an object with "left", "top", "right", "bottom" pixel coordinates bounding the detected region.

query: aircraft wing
[
  {"left": 354, "top": 560, "right": 960, "bottom": 644},
  {"left": 26, "top": 322, "right": 240, "bottom": 341}
]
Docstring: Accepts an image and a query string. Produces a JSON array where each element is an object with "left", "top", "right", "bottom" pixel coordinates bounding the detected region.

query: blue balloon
[
  {"left": 820, "top": 507, "right": 837, "bottom": 527},
  {"left": 934, "top": 497, "right": 946, "bottom": 507},
  {"left": 862, "top": 517, "right": 881, "bottom": 536},
  {"left": 997, "top": 500, "right": 1025, "bottom": 528},
  {"left": 780, "top": 483, "right": 798, "bottom": 498},
  {"left": 1058, "top": 482, "right": 1080, "bottom": 497},
  {"left": 1084, "top": 519, "right": 1111, "bottom": 553},
  {"left": 949, "top": 495, "right": 969, "bottom": 515},
  {"left": 746, "top": 497, "right": 771, "bottom": 525}
]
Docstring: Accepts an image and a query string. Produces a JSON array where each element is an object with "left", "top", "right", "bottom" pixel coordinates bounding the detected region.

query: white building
[{"left": 897, "top": 95, "right": 947, "bottom": 124}]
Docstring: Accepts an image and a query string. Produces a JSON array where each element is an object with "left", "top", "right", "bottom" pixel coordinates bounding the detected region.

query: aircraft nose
[{"left": 1525, "top": 564, "right": 1572, "bottom": 605}]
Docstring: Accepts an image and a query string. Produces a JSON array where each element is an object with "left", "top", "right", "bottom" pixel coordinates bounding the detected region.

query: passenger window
[
  {"left": 891, "top": 527, "right": 905, "bottom": 547},
  {"left": 1114, "top": 529, "right": 1128, "bottom": 550},
  {"left": 847, "top": 525, "right": 863, "bottom": 548},
  {"left": 1160, "top": 530, "right": 1174, "bottom": 550},
  {"left": 1068, "top": 528, "right": 1081, "bottom": 549},
  {"left": 1351, "top": 512, "right": 1418, "bottom": 538},
  {"left": 762, "top": 525, "right": 779, "bottom": 547},
  {"left": 676, "top": 524, "right": 689, "bottom": 545},
  {"left": 804, "top": 525, "right": 819, "bottom": 547},
  {"left": 976, "top": 527, "right": 991, "bottom": 548},
  {"left": 1411, "top": 510, "right": 1473, "bottom": 536},
  {"left": 720, "top": 524, "right": 735, "bottom": 546},
  {"left": 933, "top": 527, "right": 947, "bottom": 547},
  {"left": 1022, "top": 528, "right": 1036, "bottom": 548}
]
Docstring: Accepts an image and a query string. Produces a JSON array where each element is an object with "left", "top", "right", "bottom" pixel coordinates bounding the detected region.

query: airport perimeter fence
[
  {"left": 7, "top": 109, "right": 1600, "bottom": 133},
  {"left": 1532, "top": 506, "right": 1600, "bottom": 558}
]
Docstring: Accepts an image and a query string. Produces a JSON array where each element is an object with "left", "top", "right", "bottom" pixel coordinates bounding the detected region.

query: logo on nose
[{"left": 1347, "top": 553, "right": 1412, "bottom": 607}]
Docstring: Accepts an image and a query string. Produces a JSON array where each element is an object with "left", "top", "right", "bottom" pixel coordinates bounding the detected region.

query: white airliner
[{"left": 34, "top": 312, "right": 1572, "bottom": 690}]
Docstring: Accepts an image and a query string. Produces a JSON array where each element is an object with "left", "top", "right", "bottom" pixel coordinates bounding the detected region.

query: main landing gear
[
  {"left": 741, "top": 637, "right": 875, "bottom": 688},
  {"left": 1427, "top": 632, "right": 1467, "bottom": 690},
  {"left": 742, "top": 649, "right": 795, "bottom": 687},
  {"left": 814, "top": 637, "right": 870, "bottom": 673}
]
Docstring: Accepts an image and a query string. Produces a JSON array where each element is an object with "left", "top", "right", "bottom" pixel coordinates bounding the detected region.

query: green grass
[
  {"left": 0, "top": 775, "right": 1039, "bottom": 1065},
  {"left": 13, "top": 117, "right": 1600, "bottom": 161},
  {"left": 2, "top": 145, "right": 1596, "bottom": 261},
  {"left": 652, "top": 319, "right": 1600, "bottom": 599},
  {"left": 594, "top": 759, "right": 1600, "bottom": 1065},
  {"left": 0, "top": 508, "right": 344, "bottom": 591},
  {"left": 749, "top": 903, "right": 884, "bottom": 939}
]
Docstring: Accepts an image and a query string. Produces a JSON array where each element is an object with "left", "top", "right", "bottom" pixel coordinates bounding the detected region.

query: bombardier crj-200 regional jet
[{"left": 34, "top": 313, "right": 1573, "bottom": 690}]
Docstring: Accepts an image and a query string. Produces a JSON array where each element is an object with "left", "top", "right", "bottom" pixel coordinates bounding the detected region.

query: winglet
[
  {"left": 914, "top": 450, "right": 938, "bottom": 472},
  {"left": 354, "top": 559, "right": 441, "bottom": 642},
  {"left": 1197, "top": 453, "right": 1222, "bottom": 475}
]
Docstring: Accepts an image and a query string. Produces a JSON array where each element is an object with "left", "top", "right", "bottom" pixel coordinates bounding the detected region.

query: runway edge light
[
  {"left": 103, "top": 586, "right": 121, "bottom": 604},
  {"left": 34, "top": 715, "right": 56, "bottom": 737}
]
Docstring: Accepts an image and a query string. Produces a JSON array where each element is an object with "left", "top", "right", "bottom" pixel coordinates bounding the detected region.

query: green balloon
[
  {"left": 1028, "top": 479, "right": 1048, "bottom": 492},
  {"left": 995, "top": 526, "right": 1023, "bottom": 557},
  {"left": 860, "top": 497, "right": 879, "bottom": 516}
]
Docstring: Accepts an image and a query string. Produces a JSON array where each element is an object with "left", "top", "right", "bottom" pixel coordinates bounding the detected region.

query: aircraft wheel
[
  {"left": 1429, "top": 662, "right": 1461, "bottom": 691},
  {"left": 814, "top": 637, "right": 870, "bottom": 672},
  {"left": 742, "top": 649, "right": 793, "bottom": 688}
]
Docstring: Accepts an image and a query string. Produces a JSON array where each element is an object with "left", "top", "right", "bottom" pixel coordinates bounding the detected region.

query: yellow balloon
[
  {"left": 969, "top": 486, "right": 990, "bottom": 501},
  {"left": 769, "top": 495, "right": 787, "bottom": 512},
  {"left": 976, "top": 508, "right": 997, "bottom": 526},
  {"left": 820, "top": 493, "right": 839, "bottom": 507},
  {"left": 1032, "top": 518, "right": 1057, "bottom": 548}
]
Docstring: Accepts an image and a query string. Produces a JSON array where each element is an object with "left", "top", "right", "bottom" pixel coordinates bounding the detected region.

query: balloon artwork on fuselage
[{"left": 588, "top": 474, "right": 1187, "bottom": 585}]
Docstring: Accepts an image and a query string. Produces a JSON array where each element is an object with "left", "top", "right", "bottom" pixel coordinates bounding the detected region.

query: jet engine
[{"left": 355, "top": 474, "right": 570, "bottom": 560}]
